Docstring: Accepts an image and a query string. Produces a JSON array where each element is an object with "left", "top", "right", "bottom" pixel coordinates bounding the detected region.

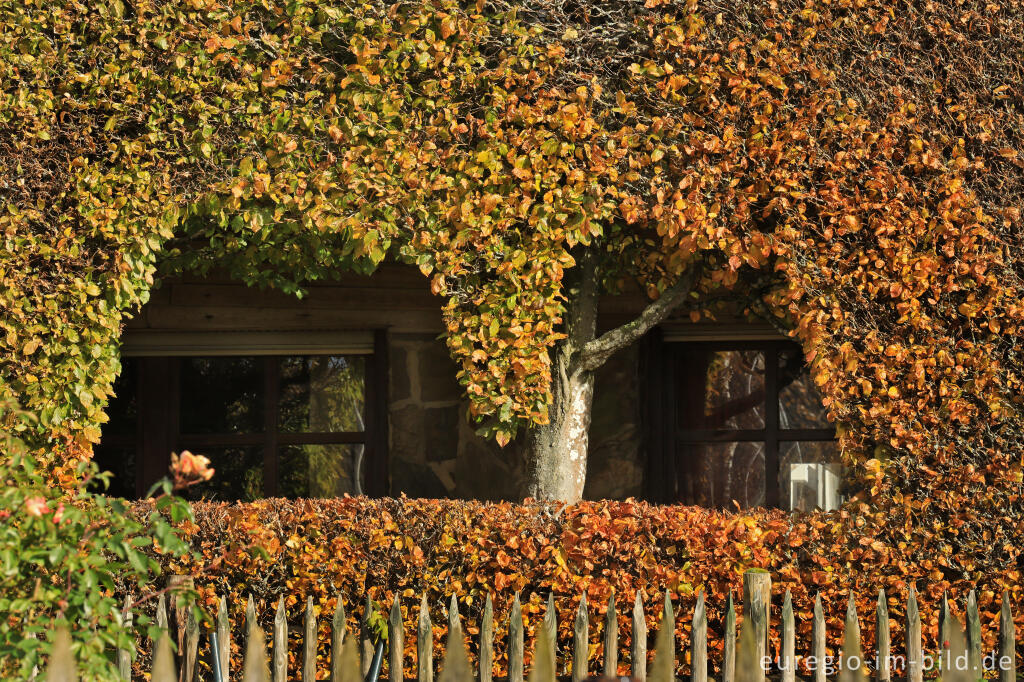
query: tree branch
[{"left": 577, "top": 269, "right": 698, "bottom": 373}]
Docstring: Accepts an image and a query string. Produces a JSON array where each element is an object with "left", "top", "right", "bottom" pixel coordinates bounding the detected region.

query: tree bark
[
  {"left": 523, "top": 256, "right": 699, "bottom": 502},
  {"left": 524, "top": 252, "right": 599, "bottom": 502},
  {"left": 524, "top": 358, "right": 595, "bottom": 502}
]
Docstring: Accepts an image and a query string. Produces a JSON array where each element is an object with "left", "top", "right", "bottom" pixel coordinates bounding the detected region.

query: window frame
[
  {"left": 100, "top": 329, "right": 389, "bottom": 499},
  {"left": 641, "top": 332, "right": 836, "bottom": 508}
]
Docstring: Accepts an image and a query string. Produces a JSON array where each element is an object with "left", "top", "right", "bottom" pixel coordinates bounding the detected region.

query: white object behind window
[{"left": 788, "top": 462, "right": 842, "bottom": 511}]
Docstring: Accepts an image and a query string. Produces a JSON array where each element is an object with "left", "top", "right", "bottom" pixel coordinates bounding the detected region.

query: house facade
[{"left": 95, "top": 264, "right": 839, "bottom": 510}]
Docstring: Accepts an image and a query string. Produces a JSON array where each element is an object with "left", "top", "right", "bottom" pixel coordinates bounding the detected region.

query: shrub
[{"left": 0, "top": 400, "right": 196, "bottom": 681}]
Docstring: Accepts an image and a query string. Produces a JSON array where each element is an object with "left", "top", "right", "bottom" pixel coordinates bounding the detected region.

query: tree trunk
[
  {"left": 524, "top": 252, "right": 599, "bottom": 503},
  {"left": 522, "top": 255, "right": 700, "bottom": 502},
  {"left": 524, "top": 357, "right": 596, "bottom": 502}
]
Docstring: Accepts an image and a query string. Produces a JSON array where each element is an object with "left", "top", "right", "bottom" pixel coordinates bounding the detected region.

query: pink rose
[
  {"left": 170, "top": 450, "right": 215, "bottom": 485},
  {"left": 25, "top": 496, "right": 50, "bottom": 517}
]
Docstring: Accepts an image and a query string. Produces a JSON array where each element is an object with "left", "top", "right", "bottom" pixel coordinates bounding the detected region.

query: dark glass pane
[
  {"left": 675, "top": 441, "right": 766, "bottom": 509},
  {"left": 91, "top": 445, "right": 136, "bottom": 498},
  {"left": 279, "top": 444, "right": 365, "bottom": 498},
  {"left": 93, "top": 357, "right": 140, "bottom": 497},
  {"left": 678, "top": 350, "right": 765, "bottom": 430},
  {"left": 183, "top": 447, "right": 264, "bottom": 501},
  {"left": 179, "top": 357, "right": 263, "bottom": 434},
  {"left": 778, "top": 349, "right": 831, "bottom": 429},
  {"left": 278, "top": 356, "right": 365, "bottom": 433},
  {"left": 104, "top": 357, "right": 139, "bottom": 436},
  {"left": 779, "top": 441, "right": 842, "bottom": 511}
]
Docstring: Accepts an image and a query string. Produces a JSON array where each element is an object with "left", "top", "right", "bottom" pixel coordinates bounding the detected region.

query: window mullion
[
  {"left": 263, "top": 356, "right": 280, "bottom": 496},
  {"left": 764, "top": 345, "right": 780, "bottom": 507},
  {"left": 365, "top": 329, "right": 389, "bottom": 496},
  {"left": 133, "top": 358, "right": 146, "bottom": 498}
]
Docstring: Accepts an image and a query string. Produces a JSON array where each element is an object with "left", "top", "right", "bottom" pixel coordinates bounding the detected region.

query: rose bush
[{"left": 0, "top": 400, "right": 198, "bottom": 680}]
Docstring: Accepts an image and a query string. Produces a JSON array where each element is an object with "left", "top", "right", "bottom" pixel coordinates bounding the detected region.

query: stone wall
[{"left": 387, "top": 332, "right": 645, "bottom": 501}]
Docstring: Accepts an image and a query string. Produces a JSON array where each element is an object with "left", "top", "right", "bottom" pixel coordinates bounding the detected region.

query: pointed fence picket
[
  {"left": 390, "top": 595, "right": 404, "bottom": 682},
  {"left": 779, "top": 590, "right": 793, "bottom": 682},
  {"left": 272, "top": 597, "right": 287, "bottom": 682},
  {"left": 691, "top": 592, "right": 707, "bottom": 682},
  {"left": 1001, "top": 591, "right": 1016, "bottom": 682},
  {"left": 302, "top": 596, "right": 316, "bottom": 682},
  {"left": 217, "top": 596, "right": 231, "bottom": 681},
  {"left": 604, "top": 591, "right": 618, "bottom": 678},
  {"left": 631, "top": 591, "right": 647, "bottom": 682},
  {"left": 721, "top": 592, "right": 736, "bottom": 682},
  {"left": 331, "top": 597, "right": 347, "bottom": 682},
  {"left": 117, "top": 595, "right": 135, "bottom": 680},
  {"left": 361, "top": 595, "right": 376, "bottom": 677},
  {"left": 543, "top": 593, "right": 557, "bottom": 669},
  {"left": 875, "top": 590, "right": 889, "bottom": 682},
  {"left": 40, "top": 570, "right": 1021, "bottom": 682},
  {"left": 572, "top": 594, "right": 588, "bottom": 682},
  {"left": 418, "top": 593, "right": 433, "bottom": 682},
  {"left": 508, "top": 592, "right": 524, "bottom": 682},
  {"left": 741, "top": 571, "right": 769, "bottom": 681},
  {"left": 812, "top": 593, "right": 826, "bottom": 682},
  {"left": 905, "top": 586, "right": 923, "bottom": 682},
  {"left": 479, "top": 595, "right": 494, "bottom": 682}
]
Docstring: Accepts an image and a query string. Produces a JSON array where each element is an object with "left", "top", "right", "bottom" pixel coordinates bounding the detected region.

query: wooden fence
[{"left": 42, "top": 571, "right": 1017, "bottom": 682}]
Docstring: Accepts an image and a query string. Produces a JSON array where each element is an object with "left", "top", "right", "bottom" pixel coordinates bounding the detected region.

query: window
[
  {"left": 94, "top": 340, "right": 387, "bottom": 500},
  {"left": 642, "top": 336, "right": 840, "bottom": 511}
]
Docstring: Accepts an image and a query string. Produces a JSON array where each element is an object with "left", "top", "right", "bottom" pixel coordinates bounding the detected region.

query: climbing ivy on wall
[{"left": 2, "top": 0, "right": 1023, "bottom": 565}]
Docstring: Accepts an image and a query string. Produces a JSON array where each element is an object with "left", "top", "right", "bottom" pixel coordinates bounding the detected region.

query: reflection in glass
[
  {"left": 778, "top": 350, "right": 831, "bottom": 429},
  {"left": 92, "top": 353, "right": 375, "bottom": 501},
  {"left": 779, "top": 441, "right": 842, "bottom": 511},
  {"left": 279, "top": 444, "right": 364, "bottom": 498},
  {"left": 183, "top": 447, "right": 264, "bottom": 501},
  {"left": 180, "top": 357, "right": 263, "bottom": 434},
  {"left": 676, "top": 441, "right": 766, "bottom": 509},
  {"left": 679, "top": 351, "right": 765, "bottom": 430},
  {"left": 278, "top": 356, "right": 365, "bottom": 433}
]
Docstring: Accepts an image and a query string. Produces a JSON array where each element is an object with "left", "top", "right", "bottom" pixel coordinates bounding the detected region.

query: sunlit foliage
[{"left": 2, "top": 0, "right": 1023, "bottom": 625}]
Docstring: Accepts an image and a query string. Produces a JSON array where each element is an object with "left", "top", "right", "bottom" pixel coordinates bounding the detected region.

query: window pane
[
  {"left": 676, "top": 441, "right": 766, "bottom": 508},
  {"left": 278, "top": 356, "right": 365, "bottom": 433},
  {"left": 179, "top": 357, "right": 263, "bottom": 434},
  {"left": 279, "top": 444, "right": 365, "bottom": 497},
  {"left": 104, "top": 357, "right": 139, "bottom": 436},
  {"left": 779, "top": 441, "right": 842, "bottom": 511},
  {"left": 183, "top": 447, "right": 264, "bottom": 501},
  {"left": 91, "top": 445, "right": 136, "bottom": 498},
  {"left": 778, "top": 349, "right": 831, "bottom": 429},
  {"left": 94, "top": 358, "right": 139, "bottom": 497},
  {"left": 679, "top": 350, "right": 765, "bottom": 430}
]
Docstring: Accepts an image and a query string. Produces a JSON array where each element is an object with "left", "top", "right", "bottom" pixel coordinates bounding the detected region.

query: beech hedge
[{"left": 137, "top": 496, "right": 1024, "bottom": 679}]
